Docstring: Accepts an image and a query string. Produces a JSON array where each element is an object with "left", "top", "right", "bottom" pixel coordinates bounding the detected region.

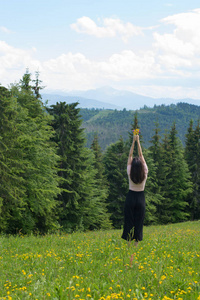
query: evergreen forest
[
  {"left": 0, "top": 70, "right": 200, "bottom": 234},
  {"left": 80, "top": 104, "right": 200, "bottom": 150}
]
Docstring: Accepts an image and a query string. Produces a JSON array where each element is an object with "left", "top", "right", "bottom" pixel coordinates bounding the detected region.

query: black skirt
[{"left": 121, "top": 190, "right": 145, "bottom": 242}]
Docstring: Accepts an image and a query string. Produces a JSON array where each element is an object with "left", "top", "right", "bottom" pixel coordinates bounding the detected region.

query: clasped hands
[{"left": 133, "top": 135, "right": 139, "bottom": 142}]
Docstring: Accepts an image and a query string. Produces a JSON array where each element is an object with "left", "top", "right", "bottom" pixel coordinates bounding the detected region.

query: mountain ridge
[
  {"left": 80, "top": 102, "right": 200, "bottom": 150},
  {"left": 42, "top": 87, "right": 200, "bottom": 110}
]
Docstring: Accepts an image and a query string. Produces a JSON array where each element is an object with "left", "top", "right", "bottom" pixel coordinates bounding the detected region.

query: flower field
[{"left": 0, "top": 221, "right": 200, "bottom": 300}]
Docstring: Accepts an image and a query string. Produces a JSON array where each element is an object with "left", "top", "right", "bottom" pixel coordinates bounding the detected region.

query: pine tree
[
  {"left": 90, "top": 134, "right": 112, "bottom": 229},
  {"left": 0, "top": 72, "right": 61, "bottom": 234},
  {"left": 148, "top": 121, "right": 164, "bottom": 223},
  {"left": 19, "top": 69, "right": 45, "bottom": 99},
  {"left": 19, "top": 68, "right": 32, "bottom": 92},
  {"left": 185, "top": 120, "right": 200, "bottom": 219},
  {"left": 48, "top": 102, "right": 84, "bottom": 231},
  {"left": 48, "top": 102, "right": 111, "bottom": 231},
  {"left": 149, "top": 121, "right": 161, "bottom": 164},
  {"left": 158, "top": 123, "right": 192, "bottom": 223},
  {"left": 194, "top": 121, "right": 200, "bottom": 219},
  {"left": 143, "top": 148, "right": 161, "bottom": 225},
  {"left": 91, "top": 133, "right": 105, "bottom": 181},
  {"left": 80, "top": 148, "right": 112, "bottom": 230},
  {"left": 32, "top": 71, "right": 45, "bottom": 99},
  {"left": 103, "top": 137, "right": 128, "bottom": 228},
  {"left": 0, "top": 86, "right": 26, "bottom": 232}
]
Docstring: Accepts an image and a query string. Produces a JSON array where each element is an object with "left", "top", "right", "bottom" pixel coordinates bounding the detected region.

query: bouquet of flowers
[{"left": 133, "top": 128, "right": 140, "bottom": 135}]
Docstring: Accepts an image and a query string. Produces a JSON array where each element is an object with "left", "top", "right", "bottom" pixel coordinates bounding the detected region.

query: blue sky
[{"left": 1, "top": 0, "right": 200, "bottom": 100}]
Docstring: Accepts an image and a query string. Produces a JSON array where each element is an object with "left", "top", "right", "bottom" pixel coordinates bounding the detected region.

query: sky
[{"left": 1, "top": 0, "right": 200, "bottom": 100}]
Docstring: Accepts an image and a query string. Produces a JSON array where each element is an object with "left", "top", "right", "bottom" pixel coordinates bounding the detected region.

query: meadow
[{"left": 0, "top": 221, "right": 200, "bottom": 300}]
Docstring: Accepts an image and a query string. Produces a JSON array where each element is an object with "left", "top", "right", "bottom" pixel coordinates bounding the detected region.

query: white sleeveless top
[{"left": 127, "top": 162, "right": 148, "bottom": 191}]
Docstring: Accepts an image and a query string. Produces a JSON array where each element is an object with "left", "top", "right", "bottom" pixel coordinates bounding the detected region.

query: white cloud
[
  {"left": 154, "top": 32, "right": 195, "bottom": 58},
  {"left": 0, "top": 41, "right": 41, "bottom": 85},
  {"left": 153, "top": 9, "right": 200, "bottom": 73},
  {"left": 42, "top": 50, "right": 161, "bottom": 90},
  {"left": 1, "top": 8, "right": 200, "bottom": 100},
  {"left": 71, "top": 16, "right": 143, "bottom": 42},
  {"left": 162, "top": 8, "right": 200, "bottom": 52},
  {"left": 0, "top": 40, "right": 160, "bottom": 91}
]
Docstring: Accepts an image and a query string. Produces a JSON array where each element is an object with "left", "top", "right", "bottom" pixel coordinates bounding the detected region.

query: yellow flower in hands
[{"left": 133, "top": 128, "right": 140, "bottom": 135}]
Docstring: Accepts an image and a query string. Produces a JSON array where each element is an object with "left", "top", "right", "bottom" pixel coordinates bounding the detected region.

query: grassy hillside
[
  {"left": 80, "top": 103, "right": 200, "bottom": 150},
  {"left": 0, "top": 221, "right": 200, "bottom": 299}
]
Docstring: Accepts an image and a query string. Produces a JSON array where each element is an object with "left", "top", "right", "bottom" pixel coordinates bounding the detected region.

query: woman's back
[{"left": 127, "top": 161, "right": 148, "bottom": 191}]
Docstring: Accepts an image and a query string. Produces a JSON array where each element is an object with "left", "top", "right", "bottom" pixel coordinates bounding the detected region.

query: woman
[{"left": 121, "top": 134, "right": 148, "bottom": 247}]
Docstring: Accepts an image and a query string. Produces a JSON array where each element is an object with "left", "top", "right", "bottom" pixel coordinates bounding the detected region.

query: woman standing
[{"left": 121, "top": 134, "right": 148, "bottom": 247}]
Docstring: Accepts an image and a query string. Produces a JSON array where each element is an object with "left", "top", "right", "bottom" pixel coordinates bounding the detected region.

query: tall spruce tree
[
  {"left": 0, "top": 78, "right": 60, "bottom": 234},
  {"left": 185, "top": 120, "right": 200, "bottom": 219},
  {"left": 32, "top": 71, "right": 45, "bottom": 99},
  {"left": 48, "top": 102, "right": 111, "bottom": 231},
  {"left": 48, "top": 102, "right": 85, "bottom": 231},
  {"left": 103, "top": 137, "right": 128, "bottom": 228},
  {"left": 91, "top": 134, "right": 105, "bottom": 181},
  {"left": 194, "top": 121, "right": 200, "bottom": 219},
  {"left": 148, "top": 121, "right": 164, "bottom": 223},
  {"left": 90, "top": 134, "right": 112, "bottom": 229},
  {"left": 16, "top": 72, "right": 60, "bottom": 233},
  {"left": 149, "top": 121, "right": 161, "bottom": 164},
  {"left": 158, "top": 123, "right": 192, "bottom": 223},
  {"left": 143, "top": 148, "right": 161, "bottom": 225},
  {"left": 19, "top": 68, "right": 32, "bottom": 92},
  {"left": 0, "top": 86, "right": 26, "bottom": 232}
]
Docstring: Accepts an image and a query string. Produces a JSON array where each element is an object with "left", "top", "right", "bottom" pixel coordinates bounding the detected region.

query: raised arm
[
  {"left": 136, "top": 135, "right": 145, "bottom": 164},
  {"left": 127, "top": 135, "right": 136, "bottom": 166}
]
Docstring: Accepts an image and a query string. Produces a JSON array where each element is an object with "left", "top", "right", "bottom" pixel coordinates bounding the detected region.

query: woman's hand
[
  {"left": 136, "top": 135, "right": 139, "bottom": 142},
  {"left": 133, "top": 135, "right": 137, "bottom": 142}
]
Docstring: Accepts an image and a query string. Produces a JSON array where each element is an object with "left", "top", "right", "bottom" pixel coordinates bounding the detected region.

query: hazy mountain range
[{"left": 42, "top": 86, "right": 200, "bottom": 110}]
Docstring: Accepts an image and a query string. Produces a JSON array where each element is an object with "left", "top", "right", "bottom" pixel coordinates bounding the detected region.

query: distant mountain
[
  {"left": 42, "top": 87, "right": 200, "bottom": 110},
  {"left": 42, "top": 93, "right": 123, "bottom": 110},
  {"left": 72, "top": 86, "right": 158, "bottom": 109}
]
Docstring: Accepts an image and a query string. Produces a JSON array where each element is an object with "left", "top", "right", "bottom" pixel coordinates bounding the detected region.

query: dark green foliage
[
  {"left": 48, "top": 102, "right": 111, "bottom": 232},
  {"left": 90, "top": 134, "right": 112, "bottom": 229},
  {"left": 91, "top": 133, "right": 105, "bottom": 181},
  {"left": 149, "top": 122, "right": 161, "bottom": 164},
  {"left": 48, "top": 102, "right": 86, "bottom": 231},
  {"left": 143, "top": 149, "right": 162, "bottom": 225},
  {"left": 19, "top": 68, "right": 32, "bottom": 92},
  {"left": 0, "top": 77, "right": 60, "bottom": 234},
  {"left": 148, "top": 122, "right": 165, "bottom": 222},
  {"left": 185, "top": 120, "right": 200, "bottom": 219},
  {"left": 19, "top": 69, "right": 45, "bottom": 99},
  {"left": 83, "top": 149, "right": 112, "bottom": 230},
  {"left": 157, "top": 124, "right": 192, "bottom": 223},
  {"left": 0, "top": 87, "right": 26, "bottom": 232},
  {"left": 103, "top": 138, "right": 129, "bottom": 228},
  {"left": 193, "top": 122, "right": 200, "bottom": 219}
]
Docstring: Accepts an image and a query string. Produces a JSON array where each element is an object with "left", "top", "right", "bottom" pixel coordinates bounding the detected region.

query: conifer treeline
[{"left": 0, "top": 72, "right": 199, "bottom": 234}]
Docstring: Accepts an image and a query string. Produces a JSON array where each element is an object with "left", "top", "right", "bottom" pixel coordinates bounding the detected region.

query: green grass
[
  {"left": 0, "top": 221, "right": 200, "bottom": 300},
  {"left": 85, "top": 110, "right": 114, "bottom": 123}
]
